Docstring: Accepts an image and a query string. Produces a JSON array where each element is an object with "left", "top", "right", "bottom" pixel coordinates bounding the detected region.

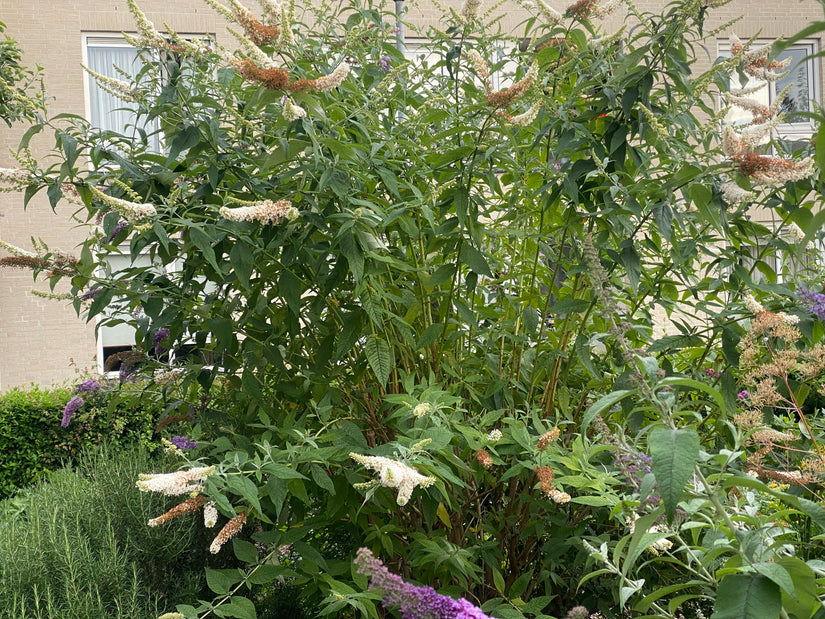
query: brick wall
[{"left": 0, "top": 0, "right": 820, "bottom": 388}]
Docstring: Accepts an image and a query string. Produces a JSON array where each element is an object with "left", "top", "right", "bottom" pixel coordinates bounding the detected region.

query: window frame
[{"left": 718, "top": 37, "right": 821, "bottom": 143}]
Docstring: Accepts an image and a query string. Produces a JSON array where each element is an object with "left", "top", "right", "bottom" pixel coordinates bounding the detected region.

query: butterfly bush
[{"left": 13, "top": 0, "right": 825, "bottom": 616}]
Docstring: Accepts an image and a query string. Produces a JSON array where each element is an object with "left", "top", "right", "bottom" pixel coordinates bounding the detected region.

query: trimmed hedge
[{"left": 0, "top": 384, "right": 160, "bottom": 498}]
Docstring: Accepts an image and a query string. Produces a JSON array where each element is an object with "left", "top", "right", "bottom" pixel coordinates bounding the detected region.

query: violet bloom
[
  {"left": 612, "top": 449, "right": 659, "bottom": 507},
  {"left": 61, "top": 395, "right": 84, "bottom": 427},
  {"left": 380, "top": 55, "right": 392, "bottom": 70},
  {"left": 75, "top": 379, "right": 101, "bottom": 393},
  {"left": 152, "top": 327, "right": 170, "bottom": 356},
  {"left": 354, "top": 548, "right": 492, "bottom": 619},
  {"left": 170, "top": 435, "right": 197, "bottom": 450},
  {"left": 80, "top": 287, "right": 102, "bottom": 301},
  {"left": 737, "top": 390, "right": 750, "bottom": 400},
  {"left": 798, "top": 287, "right": 825, "bottom": 322},
  {"left": 108, "top": 220, "right": 129, "bottom": 242}
]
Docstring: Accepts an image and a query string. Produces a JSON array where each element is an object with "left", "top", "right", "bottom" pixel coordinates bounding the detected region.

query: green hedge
[{"left": 0, "top": 384, "right": 160, "bottom": 498}]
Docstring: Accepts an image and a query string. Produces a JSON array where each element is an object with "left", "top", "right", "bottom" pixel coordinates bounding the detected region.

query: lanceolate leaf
[
  {"left": 365, "top": 335, "right": 393, "bottom": 387},
  {"left": 648, "top": 427, "right": 699, "bottom": 522}
]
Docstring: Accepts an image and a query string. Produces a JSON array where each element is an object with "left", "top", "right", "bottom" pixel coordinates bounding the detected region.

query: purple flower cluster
[
  {"left": 170, "top": 435, "right": 197, "bottom": 450},
  {"left": 61, "top": 395, "right": 84, "bottom": 427},
  {"left": 612, "top": 449, "right": 659, "bottom": 506},
  {"left": 737, "top": 390, "right": 750, "bottom": 401},
  {"left": 75, "top": 378, "right": 101, "bottom": 393},
  {"left": 80, "top": 287, "right": 102, "bottom": 301},
  {"left": 108, "top": 220, "right": 129, "bottom": 242},
  {"left": 354, "top": 548, "right": 492, "bottom": 619},
  {"left": 380, "top": 55, "right": 392, "bottom": 70},
  {"left": 152, "top": 327, "right": 170, "bottom": 356},
  {"left": 798, "top": 287, "right": 825, "bottom": 322}
]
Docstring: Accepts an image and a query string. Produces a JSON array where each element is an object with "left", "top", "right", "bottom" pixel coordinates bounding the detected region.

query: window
[
  {"left": 84, "top": 35, "right": 161, "bottom": 151},
  {"left": 720, "top": 38, "right": 820, "bottom": 149}
]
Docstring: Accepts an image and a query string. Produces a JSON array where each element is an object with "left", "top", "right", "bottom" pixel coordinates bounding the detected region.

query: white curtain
[{"left": 86, "top": 43, "right": 160, "bottom": 151}]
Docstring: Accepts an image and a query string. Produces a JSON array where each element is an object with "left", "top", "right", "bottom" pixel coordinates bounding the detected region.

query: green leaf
[
  {"left": 365, "top": 335, "right": 393, "bottom": 387},
  {"left": 166, "top": 124, "right": 201, "bottom": 164},
  {"left": 230, "top": 242, "right": 253, "bottom": 290},
  {"left": 710, "top": 574, "right": 780, "bottom": 619},
  {"left": 310, "top": 463, "right": 336, "bottom": 495},
  {"left": 226, "top": 474, "right": 261, "bottom": 513},
  {"left": 658, "top": 376, "right": 727, "bottom": 419},
  {"left": 459, "top": 244, "right": 492, "bottom": 277},
  {"left": 426, "top": 264, "right": 456, "bottom": 287},
  {"left": 776, "top": 557, "right": 819, "bottom": 619},
  {"left": 233, "top": 539, "right": 258, "bottom": 564},
  {"left": 582, "top": 389, "right": 635, "bottom": 432},
  {"left": 189, "top": 227, "right": 221, "bottom": 274},
  {"left": 214, "top": 596, "right": 257, "bottom": 619},
  {"left": 416, "top": 323, "right": 445, "bottom": 349},
  {"left": 205, "top": 568, "right": 236, "bottom": 595},
  {"left": 522, "top": 305, "right": 538, "bottom": 336},
  {"left": 648, "top": 427, "right": 699, "bottom": 522},
  {"left": 620, "top": 243, "right": 641, "bottom": 293},
  {"left": 571, "top": 495, "right": 617, "bottom": 507},
  {"left": 748, "top": 562, "right": 796, "bottom": 599},
  {"left": 278, "top": 270, "right": 303, "bottom": 315}
]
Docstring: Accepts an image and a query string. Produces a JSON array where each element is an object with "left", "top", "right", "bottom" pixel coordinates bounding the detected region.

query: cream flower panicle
[
  {"left": 0, "top": 239, "right": 36, "bottom": 258},
  {"left": 720, "top": 181, "right": 754, "bottom": 205},
  {"left": 350, "top": 453, "right": 436, "bottom": 506},
  {"left": 500, "top": 103, "right": 540, "bottom": 126},
  {"left": 204, "top": 501, "right": 218, "bottom": 527},
  {"left": 0, "top": 167, "right": 31, "bottom": 190},
  {"left": 412, "top": 402, "right": 431, "bottom": 418},
  {"left": 311, "top": 62, "right": 350, "bottom": 91},
  {"left": 487, "top": 429, "right": 503, "bottom": 442},
  {"left": 219, "top": 199, "right": 298, "bottom": 224},
  {"left": 282, "top": 97, "right": 307, "bottom": 122},
  {"left": 82, "top": 65, "right": 138, "bottom": 101},
  {"left": 519, "top": 0, "right": 563, "bottom": 24},
  {"left": 743, "top": 293, "right": 765, "bottom": 315},
  {"left": 209, "top": 510, "right": 247, "bottom": 554},
  {"left": 147, "top": 495, "right": 208, "bottom": 527},
  {"left": 126, "top": 0, "right": 166, "bottom": 47},
  {"left": 90, "top": 185, "right": 157, "bottom": 223},
  {"left": 461, "top": 0, "right": 483, "bottom": 21},
  {"left": 136, "top": 466, "right": 214, "bottom": 496},
  {"left": 464, "top": 49, "right": 492, "bottom": 93},
  {"left": 786, "top": 221, "right": 807, "bottom": 244}
]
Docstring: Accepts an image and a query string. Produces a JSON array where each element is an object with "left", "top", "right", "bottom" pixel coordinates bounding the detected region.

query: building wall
[{"left": 0, "top": 0, "right": 821, "bottom": 389}]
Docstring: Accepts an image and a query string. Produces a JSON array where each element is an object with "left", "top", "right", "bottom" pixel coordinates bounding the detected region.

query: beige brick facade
[{"left": 0, "top": 0, "right": 821, "bottom": 389}]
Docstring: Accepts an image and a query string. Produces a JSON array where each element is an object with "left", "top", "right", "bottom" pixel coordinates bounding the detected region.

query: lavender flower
[
  {"left": 170, "top": 435, "right": 197, "bottom": 450},
  {"left": 108, "top": 220, "right": 129, "bottom": 242},
  {"left": 354, "top": 548, "right": 492, "bottom": 619},
  {"left": 153, "top": 327, "right": 170, "bottom": 356},
  {"left": 75, "top": 379, "right": 101, "bottom": 393},
  {"left": 737, "top": 390, "right": 750, "bottom": 400},
  {"left": 80, "top": 287, "right": 102, "bottom": 301},
  {"left": 612, "top": 449, "right": 659, "bottom": 506},
  {"left": 61, "top": 395, "right": 84, "bottom": 427},
  {"left": 798, "top": 287, "right": 825, "bottom": 322},
  {"left": 380, "top": 55, "right": 392, "bottom": 70}
]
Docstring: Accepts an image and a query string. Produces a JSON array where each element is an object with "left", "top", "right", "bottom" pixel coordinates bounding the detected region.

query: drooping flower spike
[
  {"left": 354, "top": 547, "right": 494, "bottom": 619},
  {"left": 350, "top": 453, "right": 436, "bottom": 506}
]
